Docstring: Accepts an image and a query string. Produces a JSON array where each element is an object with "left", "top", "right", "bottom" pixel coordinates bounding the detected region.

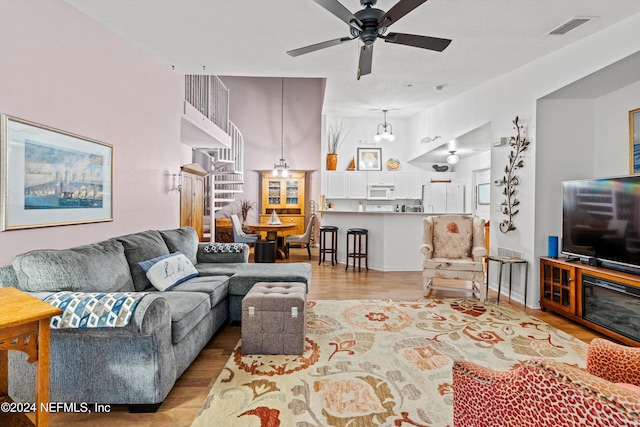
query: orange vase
[{"left": 326, "top": 153, "right": 338, "bottom": 171}]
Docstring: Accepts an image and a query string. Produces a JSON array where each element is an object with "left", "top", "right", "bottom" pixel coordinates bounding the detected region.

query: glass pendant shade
[
  {"left": 446, "top": 151, "right": 460, "bottom": 165},
  {"left": 373, "top": 110, "right": 395, "bottom": 142}
]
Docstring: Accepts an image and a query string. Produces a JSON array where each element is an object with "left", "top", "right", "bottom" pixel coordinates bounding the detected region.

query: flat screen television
[{"left": 562, "top": 175, "right": 640, "bottom": 274}]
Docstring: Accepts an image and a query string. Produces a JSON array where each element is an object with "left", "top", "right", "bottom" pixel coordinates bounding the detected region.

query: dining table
[{"left": 246, "top": 222, "right": 297, "bottom": 259}]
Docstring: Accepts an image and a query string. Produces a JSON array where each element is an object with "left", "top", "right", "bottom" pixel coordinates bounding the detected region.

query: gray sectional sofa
[{"left": 0, "top": 226, "right": 311, "bottom": 410}]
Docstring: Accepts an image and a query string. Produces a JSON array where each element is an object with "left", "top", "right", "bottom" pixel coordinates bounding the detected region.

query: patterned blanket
[{"left": 45, "top": 291, "right": 148, "bottom": 329}]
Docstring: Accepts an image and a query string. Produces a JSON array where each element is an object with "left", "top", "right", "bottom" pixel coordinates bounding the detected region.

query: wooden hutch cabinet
[{"left": 259, "top": 171, "right": 306, "bottom": 238}]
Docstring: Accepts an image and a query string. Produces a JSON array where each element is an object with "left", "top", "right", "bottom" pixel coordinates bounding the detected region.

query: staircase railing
[
  {"left": 185, "top": 75, "right": 245, "bottom": 241},
  {"left": 184, "top": 75, "right": 229, "bottom": 133}
]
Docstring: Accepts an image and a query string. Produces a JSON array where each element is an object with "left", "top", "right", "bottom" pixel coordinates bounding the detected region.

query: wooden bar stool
[
  {"left": 318, "top": 226, "right": 338, "bottom": 265},
  {"left": 346, "top": 228, "right": 368, "bottom": 271}
]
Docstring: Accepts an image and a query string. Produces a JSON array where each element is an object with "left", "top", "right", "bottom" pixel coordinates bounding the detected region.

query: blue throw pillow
[{"left": 138, "top": 252, "right": 198, "bottom": 291}]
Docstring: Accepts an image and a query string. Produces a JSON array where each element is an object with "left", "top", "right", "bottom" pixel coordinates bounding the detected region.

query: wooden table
[
  {"left": 246, "top": 223, "right": 297, "bottom": 259},
  {"left": 0, "top": 287, "right": 63, "bottom": 427}
]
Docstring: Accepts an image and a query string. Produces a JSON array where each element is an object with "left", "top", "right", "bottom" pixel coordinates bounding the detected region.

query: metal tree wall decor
[{"left": 499, "top": 116, "right": 531, "bottom": 233}]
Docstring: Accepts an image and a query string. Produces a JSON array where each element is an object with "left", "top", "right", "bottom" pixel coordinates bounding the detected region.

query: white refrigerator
[{"left": 423, "top": 183, "right": 465, "bottom": 213}]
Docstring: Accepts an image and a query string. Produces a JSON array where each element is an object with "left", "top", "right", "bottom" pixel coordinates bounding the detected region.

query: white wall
[
  {"left": 408, "top": 13, "right": 640, "bottom": 307},
  {"left": 0, "top": 0, "right": 186, "bottom": 265},
  {"left": 536, "top": 80, "right": 640, "bottom": 276},
  {"left": 220, "top": 76, "right": 324, "bottom": 223}
]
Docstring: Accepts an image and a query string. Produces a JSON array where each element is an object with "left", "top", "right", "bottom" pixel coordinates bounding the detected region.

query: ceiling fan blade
[
  {"left": 287, "top": 37, "right": 353, "bottom": 57},
  {"left": 384, "top": 33, "right": 451, "bottom": 52},
  {"left": 313, "top": 0, "right": 362, "bottom": 28},
  {"left": 378, "top": 0, "right": 429, "bottom": 27},
  {"left": 358, "top": 45, "right": 373, "bottom": 79}
]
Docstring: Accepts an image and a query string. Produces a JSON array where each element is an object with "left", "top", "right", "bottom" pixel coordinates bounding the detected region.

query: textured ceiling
[{"left": 65, "top": 0, "right": 640, "bottom": 119}]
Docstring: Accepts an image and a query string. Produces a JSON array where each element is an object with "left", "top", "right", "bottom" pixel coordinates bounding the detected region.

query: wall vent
[{"left": 548, "top": 18, "right": 591, "bottom": 35}]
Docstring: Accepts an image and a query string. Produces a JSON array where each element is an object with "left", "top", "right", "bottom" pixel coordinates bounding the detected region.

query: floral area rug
[{"left": 192, "top": 299, "right": 588, "bottom": 427}]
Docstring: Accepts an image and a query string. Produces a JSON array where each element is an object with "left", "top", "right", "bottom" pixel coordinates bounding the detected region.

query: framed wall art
[
  {"left": 1, "top": 115, "right": 113, "bottom": 230},
  {"left": 631, "top": 108, "right": 640, "bottom": 174},
  {"left": 357, "top": 147, "right": 382, "bottom": 171}
]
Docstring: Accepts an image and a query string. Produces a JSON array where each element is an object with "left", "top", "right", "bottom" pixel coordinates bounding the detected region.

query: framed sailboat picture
[{"left": 1, "top": 115, "right": 113, "bottom": 230}]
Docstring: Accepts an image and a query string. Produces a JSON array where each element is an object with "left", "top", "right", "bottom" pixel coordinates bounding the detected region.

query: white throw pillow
[{"left": 140, "top": 252, "right": 198, "bottom": 291}]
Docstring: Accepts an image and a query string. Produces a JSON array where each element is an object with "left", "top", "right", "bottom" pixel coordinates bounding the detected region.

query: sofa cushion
[
  {"left": 432, "top": 216, "right": 474, "bottom": 259},
  {"left": 196, "top": 263, "right": 312, "bottom": 296},
  {"left": 160, "top": 227, "right": 198, "bottom": 265},
  {"left": 170, "top": 275, "right": 229, "bottom": 308},
  {"left": 12, "top": 240, "right": 134, "bottom": 293},
  {"left": 0, "top": 265, "right": 19, "bottom": 288},
  {"left": 159, "top": 291, "right": 211, "bottom": 343},
  {"left": 197, "top": 243, "right": 249, "bottom": 264},
  {"left": 115, "top": 230, "right": 170, "bottom": 291},
  {"left": 140, "top": 252, "right": 199, "bottom": 292}
]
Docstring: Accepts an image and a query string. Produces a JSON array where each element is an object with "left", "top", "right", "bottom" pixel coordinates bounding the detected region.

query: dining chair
[
  {"left": 285, "top": 214, "right": 315, "bottom": 259},
  {"left": 230, "top": 214, "right": 258, "bottom": 245}
]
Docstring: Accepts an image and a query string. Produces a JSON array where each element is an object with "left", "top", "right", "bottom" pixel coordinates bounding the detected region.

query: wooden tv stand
[{"left": 539, "top": 256, "right": 640, "bottom": 346}]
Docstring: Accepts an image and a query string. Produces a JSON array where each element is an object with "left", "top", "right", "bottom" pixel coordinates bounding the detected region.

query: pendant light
[
  {"left": 273, "top": 77, "right": 289, "bottom": 177},
  {"left": 373, "top": 109, "right": 396, "bottom": 142}
]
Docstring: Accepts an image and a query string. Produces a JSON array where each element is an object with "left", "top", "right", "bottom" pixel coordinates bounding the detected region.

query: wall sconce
[{"left": 172, "top": 172, "right": 183, "bottom": 191}]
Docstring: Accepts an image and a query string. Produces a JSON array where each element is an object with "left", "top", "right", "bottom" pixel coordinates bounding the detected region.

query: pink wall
[
  {"left": 0, "top": 0, "right": 186, "bottom": 265},
  {"left": 220, "top": 77, "right": 324, "bottom": 223}
]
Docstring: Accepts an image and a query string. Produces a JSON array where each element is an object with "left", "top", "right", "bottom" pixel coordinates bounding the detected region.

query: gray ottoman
[{"left": 241, "top": 282, "right": 307, "bottom": 355}]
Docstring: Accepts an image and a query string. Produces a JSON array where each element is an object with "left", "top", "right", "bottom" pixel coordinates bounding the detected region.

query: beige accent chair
[
  {"left": 285, "top": 214, "right": 315, "bottom": 259},
  {"left": 420, "top": 215, "right": 487, "bottom": 301},
  {"left": 230, "top": 214, "right": 258, "bottom": 245}
]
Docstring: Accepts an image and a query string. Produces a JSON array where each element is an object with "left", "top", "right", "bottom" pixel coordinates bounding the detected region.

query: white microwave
[{"left": 367, "top": 184, "right": 396, "bottom": 200}]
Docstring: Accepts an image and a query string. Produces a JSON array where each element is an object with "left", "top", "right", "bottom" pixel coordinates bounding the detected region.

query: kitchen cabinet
[
  {"left": 423, "top": 182, "right": 464, "bottom": 213},
  {"left": 395, "top": 172, "right": 422, "bottom": 199},
  {"left": 347, "top": 171, "right": 368, "bottom": 199},
  {"left": 367, "top": 172, "right": 395, "bottom": 186},
  {"left": 326, "top": 171, "right": 346, "bottom": 199}
]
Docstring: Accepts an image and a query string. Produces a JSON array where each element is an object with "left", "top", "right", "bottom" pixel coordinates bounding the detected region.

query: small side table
[
  {"left": 0, "top": 287, "right": 62, "bottom": 427},
  {"left": 487, "top": 256, "right": 529, "bottom": 308}
]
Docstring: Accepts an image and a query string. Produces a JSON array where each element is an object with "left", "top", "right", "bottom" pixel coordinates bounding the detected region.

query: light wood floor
[{"left": 17, "top": 247, "right": 605, "bottom": 427}]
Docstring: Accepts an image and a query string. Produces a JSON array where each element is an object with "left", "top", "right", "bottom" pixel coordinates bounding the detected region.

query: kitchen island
[{"left": 317, "top": 210, "right": 469, "bottom": 271}]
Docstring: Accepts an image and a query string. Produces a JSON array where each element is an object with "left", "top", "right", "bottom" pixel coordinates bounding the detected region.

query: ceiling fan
[{"left": 287, "top": 0, "right": 452, "bottom": 80}]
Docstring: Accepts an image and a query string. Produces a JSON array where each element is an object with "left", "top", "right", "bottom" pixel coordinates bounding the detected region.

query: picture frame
[
  {"left": 630, "top": 107, "right": 640, "bottom": 174},
  {"left": 357, "top": 147, "right": 382, "bottom": 171},
  {"left": 1, "top": 115, "right": 113, "bottom": 230}
]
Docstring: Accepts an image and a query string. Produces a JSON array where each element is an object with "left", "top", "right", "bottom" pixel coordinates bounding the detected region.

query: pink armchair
[{"left": 452, "top": 338, "right": 640, "bottom": 427}]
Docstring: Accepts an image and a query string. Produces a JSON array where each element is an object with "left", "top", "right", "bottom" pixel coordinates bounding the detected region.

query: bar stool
[
  {"left": 318, "top": 226, "right": 338, "bottom": 266},
  {"left": 346, "top": 228, "right": 368, "bottom": 271}
]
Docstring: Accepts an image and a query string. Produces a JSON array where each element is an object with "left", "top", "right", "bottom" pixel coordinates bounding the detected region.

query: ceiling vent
[{"left": 548, "top": 17, "right": 591, "bottom": 35}]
